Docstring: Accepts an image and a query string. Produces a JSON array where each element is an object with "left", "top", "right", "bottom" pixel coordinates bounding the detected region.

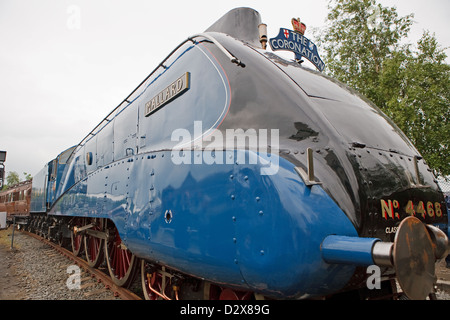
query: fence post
[{"left": 10, "top": 216, "right": 15, "bottom": 250}]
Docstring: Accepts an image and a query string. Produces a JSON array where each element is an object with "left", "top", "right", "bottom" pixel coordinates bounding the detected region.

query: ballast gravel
[{"left": 0, "top": 228, "right": 120, "bottom": 300}]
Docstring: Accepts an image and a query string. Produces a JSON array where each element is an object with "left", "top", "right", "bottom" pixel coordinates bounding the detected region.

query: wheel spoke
[
  {"left": 71, "top": 218, "right": 84, "bottom": 256},
  {"left": 104, "top": 221, "right": 136, "bottom": 287},
  {"left": 84, "top": 218, "right": 104, "bottom": 268}
]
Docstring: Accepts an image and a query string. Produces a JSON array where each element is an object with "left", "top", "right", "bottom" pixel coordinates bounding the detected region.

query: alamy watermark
[
  {"left": 66, "top": 265, "right": 81, "bottom": 290},
  {"left": 366, "top": 265, "right": 382, "bottom": 290},
  {"left": 170, "top": 121, "right": 280, "bottom": 176}
]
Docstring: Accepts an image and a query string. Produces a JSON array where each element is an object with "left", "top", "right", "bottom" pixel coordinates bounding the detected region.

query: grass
[{"left": 0, "top": 226, "right": 22, "bottom": 250}]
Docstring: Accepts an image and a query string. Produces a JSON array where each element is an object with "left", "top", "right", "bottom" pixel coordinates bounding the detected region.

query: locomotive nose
[{"left": 291, "top": 138, "right": 449, "bottom": 300}]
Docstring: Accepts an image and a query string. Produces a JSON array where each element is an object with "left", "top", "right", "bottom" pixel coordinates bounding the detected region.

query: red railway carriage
[{"left": 0, "top": 180, "right": 32, "bottom": 224}]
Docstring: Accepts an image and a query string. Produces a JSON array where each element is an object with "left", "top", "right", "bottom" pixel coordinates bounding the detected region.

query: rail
[{"left": 23, "top": 230, "right": 141, "bottom": 300}]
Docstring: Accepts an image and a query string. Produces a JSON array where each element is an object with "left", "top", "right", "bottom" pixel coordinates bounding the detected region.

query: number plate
[{"left": 380, "top": 199, "right": 444, "bottom": 220}]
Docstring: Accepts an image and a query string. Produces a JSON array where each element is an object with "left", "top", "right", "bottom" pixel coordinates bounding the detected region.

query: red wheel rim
[
  {"left": 109, "top": 232, "right": 132, "bottom": 279},
  {"left": 208, "top": 284, "right": 254, "bottom": 300},
  {"left": 105, "top": 223, "right": 136, "bottom": 287},
  {"left": 71, "top": 218, "right": 84, "bottom": 256},
  {"left": 145, "top": 271, "right": 163, "bottom": 300},
  {"left": 84, "top": 218, "right": 104, "bottom": 268},
  {"left": 87, "top": 236, "right": 100, "bottom": 261},
  {"left": 73, "top": 234, "right": 82, "bottom": 252}
]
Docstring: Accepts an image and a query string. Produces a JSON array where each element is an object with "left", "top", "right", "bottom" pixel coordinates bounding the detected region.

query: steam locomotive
[{"left": 27, "top": 8, "right": 448, "bottom": 300}]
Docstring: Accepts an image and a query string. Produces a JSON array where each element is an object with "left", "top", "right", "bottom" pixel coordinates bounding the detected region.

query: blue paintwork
[
  {"left": 32, "top": 7, "right": 448, "bottom": 300},
  {"left": 321, "top": 235, "right": 380, "bottom": 266},
  {"left": 30, "top": 146, "right": 75, "bottom": 213},
  {"left": 51, "top": 149, "right": 359, "bottom": 298},
  {"left": 45, "top": 34, "right": 362, "bottom": 298},
  {"left": 47, "top": 147, "right": 74, "bottom": 207},
  {"left": 55, "top": 40, "right": 231, "bottom": 199}
]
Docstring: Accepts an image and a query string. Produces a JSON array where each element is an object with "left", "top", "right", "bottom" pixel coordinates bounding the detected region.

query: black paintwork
[{"left": 199, "top": 30, "right": 447, "bottom": 242}]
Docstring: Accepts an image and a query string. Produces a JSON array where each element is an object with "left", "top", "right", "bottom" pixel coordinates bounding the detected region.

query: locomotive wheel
[
  {"left": 141, "top": 260, "right": 163, "bottom": 300},
  {"left": 56, "top": 231, "right": 69, "bottom": 248},
  {"left": 208, "top": 284, "right": 254, "bottom": 300},
  {"left": 71, "top": 218, "right": 84, "bottom": 256},
  {"left": 141, "top": 261, "right": 177, "bottom": 300},
  {"left": 84, "top": 218, "right": 105, "bottom": 268},
  {"left": 220, "top": 289, "right": 253, "bottom": 300},
  {"left": 104, "top": 221, "right": 137, "bottom": 287}
]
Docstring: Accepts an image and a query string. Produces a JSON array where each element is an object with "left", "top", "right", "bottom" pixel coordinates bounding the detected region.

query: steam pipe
[
  {"left": 321, "top": 222, "right": 448, "bottom": 268},
  {"left": 321, "top": 236, "right": 393, "bottom": 267}
]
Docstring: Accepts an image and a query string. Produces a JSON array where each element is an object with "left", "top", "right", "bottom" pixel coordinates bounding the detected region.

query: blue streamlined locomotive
[{"left": 29, "top": 8, "right": 448, "bottom": 300}]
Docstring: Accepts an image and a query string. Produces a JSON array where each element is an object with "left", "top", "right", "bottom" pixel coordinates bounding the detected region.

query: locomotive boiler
[{"left": 28, "top": 7, "right": 448, "bottom": 300}]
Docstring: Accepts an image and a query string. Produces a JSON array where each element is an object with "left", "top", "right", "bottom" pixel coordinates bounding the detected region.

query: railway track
[{"left": 21, "top": 230, "right": 142, "bottom": 300}]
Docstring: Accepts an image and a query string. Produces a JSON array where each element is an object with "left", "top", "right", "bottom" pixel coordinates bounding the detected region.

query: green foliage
[
  {"left": 23, "top": 172, "right": 32, "bottom": 181},
  {"left": 1, "top": 171, "right": 32, "bottom": 190},
  {"left": 379, "top": 32, "right": 450, "bottom": 176},
  {"left": 317, "top": 0, "right": 449, "bottom": 176},
  {"left": 6, "top": 171, "right": 20, "bottom": 187}
]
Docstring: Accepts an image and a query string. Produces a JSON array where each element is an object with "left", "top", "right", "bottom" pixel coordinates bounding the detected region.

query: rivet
[{"left": 231, "top": 195, "right": 235, "bottom": 200}]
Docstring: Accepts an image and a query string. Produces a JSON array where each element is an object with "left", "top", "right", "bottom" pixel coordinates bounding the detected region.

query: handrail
[
  {"left": 189, "top": 33, "right": 245, "bottom": 67},
  {"left": 64, "top": 32, "right": 244, "bottom": 163}
]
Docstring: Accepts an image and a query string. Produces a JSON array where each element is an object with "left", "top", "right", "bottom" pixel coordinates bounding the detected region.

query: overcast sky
[{"left": 1, "top": 0, "right": 449, "bottom": 179}]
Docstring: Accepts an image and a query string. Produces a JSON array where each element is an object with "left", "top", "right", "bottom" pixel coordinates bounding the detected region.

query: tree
[
  {"left": 317, "top": 0, "right": 449, "bottom": 176},
  {"left": 6, "top": 171, "right": 20, "bottom": 187},
  {"left": 318, "top": 0, "right": 413, "bottom": 103},
  {"left": 23, "top": 172, "right": 32, "bottom": 181},
  {"left": 1, "top": 171, "right": 32, "bottom": 190},
  {"left": 379, "top": 32, "right": 450, "bottom": 176}
]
